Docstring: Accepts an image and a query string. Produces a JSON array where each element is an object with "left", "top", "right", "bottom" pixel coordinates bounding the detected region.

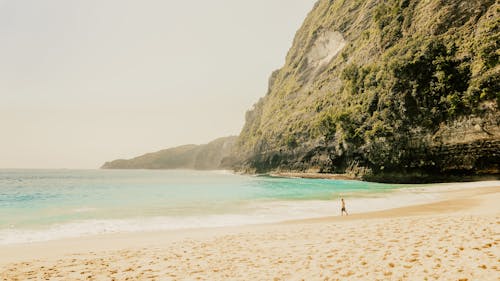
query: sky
[{"left": 0, "top": 0, "right": 316, "bottom": 169}]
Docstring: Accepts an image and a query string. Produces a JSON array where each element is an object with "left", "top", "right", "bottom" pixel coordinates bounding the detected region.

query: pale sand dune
[{"left": 1, "top": 184, "right": 499, "bottom": 281}]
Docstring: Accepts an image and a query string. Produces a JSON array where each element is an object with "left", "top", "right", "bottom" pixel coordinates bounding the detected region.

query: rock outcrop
[{"left": 231, "top": 0, "right": 500, "bottom": 183}]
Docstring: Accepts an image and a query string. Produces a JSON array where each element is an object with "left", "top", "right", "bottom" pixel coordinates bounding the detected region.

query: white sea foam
[
  {"left": 0, "top": 215, "right": 276, "bottom": 245},
  {"left": 1, "top": 180, "right": 497, "bottom": 245},
  {"left": 0, "top": 188, "right": 448, "bottom": 245},
  {"left": 400, "top": 180, "right": 500, "bottom": 193}
]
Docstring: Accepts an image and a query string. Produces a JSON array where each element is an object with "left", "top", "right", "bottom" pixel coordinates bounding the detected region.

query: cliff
[
  {"left": 232, "top": 0, "right": 500, "bottom": 182},
  {"left": 101, "top": 136, "right": 237, "bottom": 170}
]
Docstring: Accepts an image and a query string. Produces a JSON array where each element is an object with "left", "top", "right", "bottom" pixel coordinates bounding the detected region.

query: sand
[
  {"left": 1, "top": 184, "right": 499, "bottom": 281},
  {"left": 269, "top": 172, "right": 357, "bottom": 180}
]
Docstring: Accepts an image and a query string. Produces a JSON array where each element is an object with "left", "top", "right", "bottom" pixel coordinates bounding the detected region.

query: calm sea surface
[{"left": 0, "top": 169, "right": 435, "bottom": 244}]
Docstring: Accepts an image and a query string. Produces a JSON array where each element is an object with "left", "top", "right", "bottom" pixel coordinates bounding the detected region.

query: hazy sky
[{"left": 0, "top": 0, "right": 316, "bottom": 169}]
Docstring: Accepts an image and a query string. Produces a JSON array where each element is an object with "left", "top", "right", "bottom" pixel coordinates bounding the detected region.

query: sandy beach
[
  {"left": 269, "top": 172, "right": 358, "bottom": 181},
  {"left": 1, "top": 183, "right": 499, "bottom": 281}
]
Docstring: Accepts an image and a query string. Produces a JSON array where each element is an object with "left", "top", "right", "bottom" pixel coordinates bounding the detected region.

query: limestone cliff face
[
  {"left": 232, "top": 0, "right": 500, "bottom": 182},
  {"left": 101, "top": 136, "right": 237, "bottom": 170}
]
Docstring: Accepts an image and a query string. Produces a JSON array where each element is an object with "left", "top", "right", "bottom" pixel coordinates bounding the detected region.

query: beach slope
[{"left": 1, "top": 185, "right": 499, "bottom": 280}]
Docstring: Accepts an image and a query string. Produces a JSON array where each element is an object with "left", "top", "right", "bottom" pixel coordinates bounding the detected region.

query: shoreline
[
  {"left": 285, "top": 185, "right": 499, "bottom": 224},
  {"left": 269, "top": 171, "right": 358, "bottom": 180},
  {"left": 1, "top": 184, "right": 498, "bottom": 264},
  {"left": 1, "top": 180, "right": 498, "bottom": 247},
  {"left": 268, "top": 171, "right": 500, "bottom": 184},
  {"left": 1, "top": 182, "right": 499, "bottom": 280}
]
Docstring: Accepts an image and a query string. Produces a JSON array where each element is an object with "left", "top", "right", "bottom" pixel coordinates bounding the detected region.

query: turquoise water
[{"left": 0, "top": 169, "right": 413, "bottom": 244}]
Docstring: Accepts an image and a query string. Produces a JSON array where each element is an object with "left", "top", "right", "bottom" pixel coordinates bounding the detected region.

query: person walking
[{"left": 341, "top": 198, "right": 348, "bottom": 216}]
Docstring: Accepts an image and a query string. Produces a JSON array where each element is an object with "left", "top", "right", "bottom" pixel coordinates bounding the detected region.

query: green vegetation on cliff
[
  {"left": 101, "top": 136, "right": 237, "bottom": 170},
  {"left": 233, "top": 0, "right": 500, "bottom": 182}
]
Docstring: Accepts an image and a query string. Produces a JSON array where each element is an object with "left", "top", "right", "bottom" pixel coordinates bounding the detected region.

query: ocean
[{"left": 0, "top": 169, "right": 466, "bottom": 245}]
